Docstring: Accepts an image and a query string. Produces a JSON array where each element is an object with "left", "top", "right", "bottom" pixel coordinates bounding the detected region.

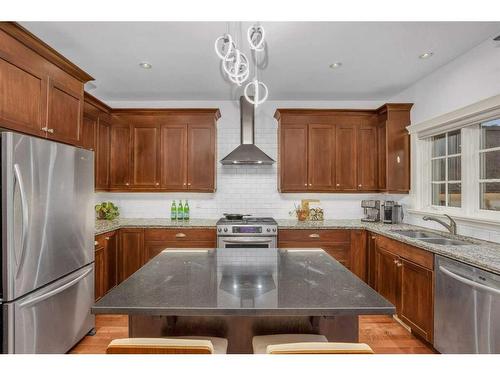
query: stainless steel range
[{"left": 216, "top": 217, "right": 278, "bottom": 248}]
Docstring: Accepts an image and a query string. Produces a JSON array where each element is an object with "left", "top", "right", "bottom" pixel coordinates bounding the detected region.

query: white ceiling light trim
[{"left": 214, "top": 23, "right": 269, "bottom": 107}]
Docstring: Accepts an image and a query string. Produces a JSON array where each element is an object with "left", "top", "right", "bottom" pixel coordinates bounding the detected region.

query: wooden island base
[{"left": 128, "top": 315, "right": 359, "bottom": 354}]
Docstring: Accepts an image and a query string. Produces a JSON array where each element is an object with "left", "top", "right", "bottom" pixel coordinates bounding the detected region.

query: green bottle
[
  {"left": 184, "top": 200, "right": 190, "bottom": 220},
  {"left": 177, "top": 200, "right": 183, "bottom": 220},
  {"left": 170, "top": 201, "right": 177, "bottom": 220}
]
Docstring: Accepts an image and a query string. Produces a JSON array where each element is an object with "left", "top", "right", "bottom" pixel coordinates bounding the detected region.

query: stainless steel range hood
[{"left": 220, "top": 97, "right": 275, "bottom": 165}]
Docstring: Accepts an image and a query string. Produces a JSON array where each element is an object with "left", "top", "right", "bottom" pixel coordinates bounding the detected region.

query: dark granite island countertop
[{"left": 93, "top": 247, "right": 394, "bottom": 316}]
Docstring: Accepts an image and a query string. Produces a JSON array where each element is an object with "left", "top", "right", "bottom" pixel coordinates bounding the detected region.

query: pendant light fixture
[{"left": 214, "top": 23, "right": 269, "bottom": 107}]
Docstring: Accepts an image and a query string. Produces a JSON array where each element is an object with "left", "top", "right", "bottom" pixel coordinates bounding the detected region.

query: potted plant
[{"left": 95, "top": 201, "right": 120, "bottom": 220}]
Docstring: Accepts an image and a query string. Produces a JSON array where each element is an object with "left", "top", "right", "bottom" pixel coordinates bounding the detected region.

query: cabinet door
[
  {"left": 400, "top": 259, "right": 434, "bottom": 342},
  {"left": 82, "top": 114, "right": 96, "bottom": 151},
  {"left": 118, "top": 229, "right": 145, "bottom": 283},
  {"left": 335, "top": 124, "right": 357, "bottom": 190},
  {"left": 160, "top": 124, "right": 187, "bottom": 190},
  {"left": 187, "top": 123, "right": 215, "bottom": 191},
  {"left": 374, "top": 245, "right": 400, "bottom": 308},
  {"left": 94, "top": 247, "right": 105, "bottom": 301},
  {"left": 385, "top": 108, "right": 411, "bottom": 192},
  {"left": 0, "top": 56, "right": 47, "bottom": 136},
  {"left": 367, "top": 233, "right": 377, "bottom": 288},
  {"left": 47, "top": 78, "right": 82, "bottom": 145},
  {"left": 109, "top": 123, "right": 131, "bottom": 189},
  {"left": 280, "top": 124, "right": 308, "bottom": 191},
  {"left": 131, "top": 123, "right": 160, "bottom": 188},
  {"left": 357, "top": 124, "right": 378, "bottom": 190},
  {"left": 95, "top": 118, "right": 111, "bottom": 190},
  {"left": 104, "top": 232, "right": 118, "bottom": 293},
  {"left": 308, "top": 124, "right": 335, "bottom": 190}
]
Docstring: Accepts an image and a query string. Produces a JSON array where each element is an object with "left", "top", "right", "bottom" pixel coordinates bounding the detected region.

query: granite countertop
[
  {"left": 95, "top": 218, "right": 500, "bottom": 275},
  {"left": 92, "top": 247, "right": 395, "bottom": 316}
]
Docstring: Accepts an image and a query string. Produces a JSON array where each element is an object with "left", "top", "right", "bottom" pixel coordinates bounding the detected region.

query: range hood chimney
[{"left": 220, "top": 97, "right": 275, "bottom": 165}]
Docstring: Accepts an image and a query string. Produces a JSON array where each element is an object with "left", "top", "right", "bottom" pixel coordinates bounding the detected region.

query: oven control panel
[{"left": 217, "top": 225, "right": 277, "bottom": 236}]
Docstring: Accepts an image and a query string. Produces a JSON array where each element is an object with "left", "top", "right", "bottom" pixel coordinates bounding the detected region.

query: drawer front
[
  {"left": 279, "top": 241, "right": 350, "bottom": 265},
  {"left": 376, "top": 235, "right": 434, "bottom": 270},
  {"left": 145, "top": 240, "right": 216, "bottom": 260},
  {"left": 278, "top": 229, "right": 351, "bottom": 243},
  {"left": 145, "top": 228, "right": 216, "bottom": 242}
]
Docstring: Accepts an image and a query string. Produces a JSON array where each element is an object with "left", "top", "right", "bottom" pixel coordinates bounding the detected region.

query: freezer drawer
[
  {"left": 435, "top": 255, "right": 500, "bottom": 354},
  {"left": 3, "top": 264, "right": 95, "bottom": 353}
]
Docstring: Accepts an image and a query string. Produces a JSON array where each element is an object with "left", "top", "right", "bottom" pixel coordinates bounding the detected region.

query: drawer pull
[
  {"left": 309, "top": 234, "right": 320, "bottom": 238},
  {"left": 94, "top": 240, "right": 99, "bottom": 246},
  {"left": 176, "top": 233, "right": 187, "bottom": 238},
  {"left": 105, "top": 237, "right": 110, "bottom": 241},
  {"left": 47, "top": 128, "right": 54, "bottom": 134}
]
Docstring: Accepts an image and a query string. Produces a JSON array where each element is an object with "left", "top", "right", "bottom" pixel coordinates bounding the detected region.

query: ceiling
[{"left": 21, "top": 22, "right": 500, "bottom": 101}]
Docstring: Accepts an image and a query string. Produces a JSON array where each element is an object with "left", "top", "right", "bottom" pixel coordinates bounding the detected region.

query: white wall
[
  {"left": 96, "top": 99, "right": 406, "bottom": 219},
  {"left": 390, "top": 38, "right": 500, "bottom": 241}
]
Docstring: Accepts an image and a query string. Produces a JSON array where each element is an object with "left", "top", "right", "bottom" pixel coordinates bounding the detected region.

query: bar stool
[
  {"left": 252, "top": 334, "right": 374, "bottom": 354},
  {"left": 106, "top": 336, "right": 228, "bottom": 354}
]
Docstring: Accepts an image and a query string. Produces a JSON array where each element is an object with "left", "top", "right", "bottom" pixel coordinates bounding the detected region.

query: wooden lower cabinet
[
  {"left": 372, "top": 234, "right": 434, "bottom": 343},
  {"left": 118, "top": 228, "right": 145, "bottom": 283},
  {"left": 94, "top": 231, "right": 118, "bottom": 301},
  {"left": 94, "top": 241, "right": 105, "bottom": 301},
  {"left": 278, "top": 229, "right": 362, "bottom": 275}
]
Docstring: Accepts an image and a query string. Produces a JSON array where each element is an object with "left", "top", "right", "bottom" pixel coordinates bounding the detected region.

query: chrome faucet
[{"left": 422, "top": 214, "right": 457, "bottom": 235}]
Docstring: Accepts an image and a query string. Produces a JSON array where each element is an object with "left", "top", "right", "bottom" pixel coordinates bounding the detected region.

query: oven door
[{"left": 217, "top": 236, "right": 277, "bottom": 248}]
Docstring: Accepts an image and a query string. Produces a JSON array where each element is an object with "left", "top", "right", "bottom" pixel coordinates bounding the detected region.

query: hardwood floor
[{"left": 70, "top": 314, "right": 435, "bottom": 354}]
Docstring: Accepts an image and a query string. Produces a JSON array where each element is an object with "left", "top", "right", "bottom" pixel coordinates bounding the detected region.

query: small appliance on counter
[
  {"left": 381, "top": 201, "right": 404, "bottom": 224},
  {"left": 361, "top": 200, "right": 381, "bottom": 222}
]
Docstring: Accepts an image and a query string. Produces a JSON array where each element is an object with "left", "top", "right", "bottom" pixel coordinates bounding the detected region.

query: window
[
  {"left": 430, "top": 130, "right": 461, "bottom": 207},
  {"left": 479, "top": 118, "right": 500, "bottom": 211}
]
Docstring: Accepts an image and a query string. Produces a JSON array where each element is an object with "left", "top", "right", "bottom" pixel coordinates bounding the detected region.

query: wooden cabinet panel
[
  {"left": 357, "top": 124, "right": 378, "bottom": 190},
  {"left": 367, "top": 233, "right": 377, "bottom": 288},
  {"left": 279, "top": 123, "right": 308, "bottom": 191},
  {"left": 279, "top": 229, "right": 350, "bottom": 243},
  {"left": 187, "top": 123, "right": 215, "bottom": 191},
  {"left": 131, "top": 124, "right": 160, "bottom": 188},
  {"left": 118, "top": 229, "right": 145, "bottom": 283},
  {"left": 104, "top": 232, "right": 118, "bottom": 293},
  {"left": 400, "top": 259, "right": 434, "bottom": 342},
  {"left": 47, "top": 78, "right": 82, "bottom": 145},
  {"left": 82, "top": 114, "right": 96, "bottom": 151},
  {"left": 94, "top": 245, "right": 105, "bottom": 301},
  {"left": 110, "top": 123, "right": 131, "bottom": 189},
  {"left": 350, "top": 230, "right": 367, "bottom": 281},
  {"left": 375, "top": 235, "right": 434, "bottom": 270},
  {"left": 160, "top": 124, "right": 187, "bottom": 190},
  {"left": 374, "top": 246, "right": 400, "bottom": 308},
  {"left": 335, "top": 124, "right": 357, "bottom": 190},
  {"left": 308, "top": 124, "right": 335, "bottom": 190},
  {"left": 145, "top": 228, "right": 216, "bottom": 242},
  {"left": 95, "top": 118, "right": 111, "bottom": 190},
  {"left": 0, "top": 56, "right": 46, "bottom": 136}
]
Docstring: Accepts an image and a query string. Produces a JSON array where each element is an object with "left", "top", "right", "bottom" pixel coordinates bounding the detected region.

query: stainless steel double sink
[{"left": 390, "top": 230, "right": 470, "bottom": 246}]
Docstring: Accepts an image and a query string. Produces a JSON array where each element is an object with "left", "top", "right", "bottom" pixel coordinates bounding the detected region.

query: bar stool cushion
[
  {"left": 167, "top": 336, "right": 228, "bottom": 354},
  {"left": 252, "top": 334, "right": 328, "bottom": 354},
  {"left": 266, "top": 342, "right": 375, "bottom": 354}
]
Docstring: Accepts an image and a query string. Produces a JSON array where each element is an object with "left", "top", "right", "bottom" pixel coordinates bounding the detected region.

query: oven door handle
[{"left": 221, "top": 239, "right": 274, "bottom": 244}]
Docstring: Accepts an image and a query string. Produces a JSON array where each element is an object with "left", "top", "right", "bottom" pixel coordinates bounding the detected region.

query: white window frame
[{"left": 407, "top": 94, "right": 500, "bottom": 227}]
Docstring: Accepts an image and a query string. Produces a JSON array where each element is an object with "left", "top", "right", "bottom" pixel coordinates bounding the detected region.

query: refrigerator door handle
[
  {"left": 13, "top": 163, "right": 29, "bottom": 276},
  {"left": 18, "top": 266, "right": 93, "bottom": 308}
]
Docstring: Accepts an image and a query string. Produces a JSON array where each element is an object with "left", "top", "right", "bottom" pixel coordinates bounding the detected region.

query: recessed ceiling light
[
  {"left": 329, "top": 62, "right": 342, "bottom": 69},
  {"left": 139, "top": 62, "right": 152, "bottom": 69},
  {"left": 419, "top": 52, "right": 434, "bottom": 59}
]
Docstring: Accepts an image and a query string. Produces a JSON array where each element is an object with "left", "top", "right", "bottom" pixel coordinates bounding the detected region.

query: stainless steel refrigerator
[{"left": 1, "top": 132, "right": 95, "bottom": 354}]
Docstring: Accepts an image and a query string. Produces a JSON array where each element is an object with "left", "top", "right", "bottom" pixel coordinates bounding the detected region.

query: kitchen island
[{"left": 92, "top": 247, "right": 395, "bottom": 353}]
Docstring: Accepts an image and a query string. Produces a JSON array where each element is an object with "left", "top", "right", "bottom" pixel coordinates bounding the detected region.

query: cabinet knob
[
  {"left": 125, "top": 182, "right": 129, "bottom": 186},
  {"left": 336, "top": 183, "right": 340, "bottom": 187},
  {"left": 304, "top": 183, "right": 307, "bottom": 187},
  {"left": 94, "top": 240, "right": 99, "bottom": 246},
  {"left": 183, "top": 183, "right": 187, "bottom": 186},
  {"left": 47, "top": 129, "right": 54, "bottom": 134},
  {"left": 105, "top": 237, "right": 110, "bottom": 241},
  {"left": 155, "top": 182, "right": 159, "bottom": 186},
  {"left": 309, "top": 183, "right": 312, "bottom": 186},
  {"left": 41, "top": 127, "right": 48, "bottom": 132},
  {"left": 396, "top": 156, "right": 401, "bottom": 164},
  {"left": 176, "top": 233, "right": 187, "bottom": 238},
  {"left": 358, "top": 184, "right": 362, "bottom": 187},
  {"left": 187, "top": 183, "right": 191, "bottom": 186}
]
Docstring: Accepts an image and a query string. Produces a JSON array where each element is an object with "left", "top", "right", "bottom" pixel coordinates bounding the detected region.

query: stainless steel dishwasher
[{"left": 435, "top": 255, "right": 500, "bottom": 353}]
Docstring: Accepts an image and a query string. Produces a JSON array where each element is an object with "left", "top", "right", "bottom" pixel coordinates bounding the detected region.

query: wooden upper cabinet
[
  {"left": 82, "top": 113, "right": 96, "bottom": 151},
  {"left": 0, "top": 56, "right": 46, "bottom": 136},
  {"left": 160, "top": 123, "right": 188, "bottom": 190},
  {"left": 379, "top": 104, "right": 413, "bottom": 192},
  {"left": 187, "top": 123, "right": 216, "bottom": 191},
  {"left": 357, "top": 123, "right": 378, "bottom": 190},
  {"left": 335, "top": 123, "right": 357, "bottom": 191},
  {"left": 279, "top": 123, "right": 308, "bottom": 191},
  {"left": 95, "top": 116, "right": 111, "bottom": 190},
  {"left": 308, "top": 124, "right": 335, "bottom": 190},
  {"left": 131, "top": 123, "right": 160, "bottom": 188},
  {"left": 109, "top": 123, "right": 131, "bottom": 189},
  {"left": 0, "top": 24, "right": 92, "bottom": 145},
  {"left": 46, "top": 78, "right": 82, "bottom": 145}
]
